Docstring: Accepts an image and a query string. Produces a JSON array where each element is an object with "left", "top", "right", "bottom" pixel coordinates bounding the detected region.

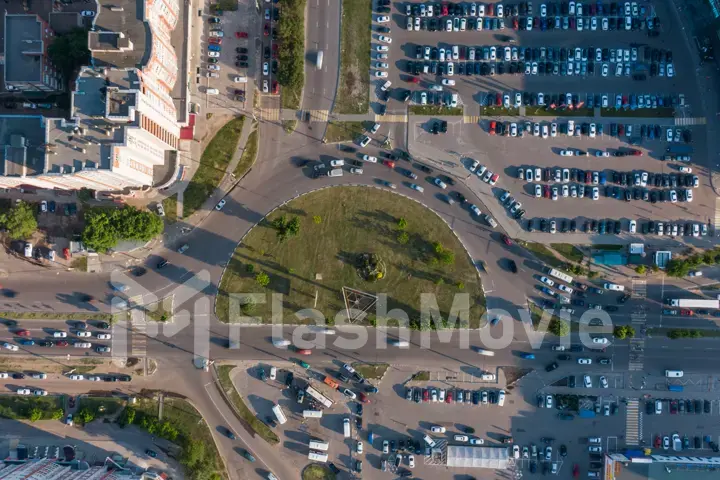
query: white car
[
  {"left": 668, "top": 64, "right": 675, "bottom": 77},
  {"left": 454, "top": 435, "right": 469, "bottom": 442},
  {"left": 420, "top": 92, "right": 427, "bottom": 105},
  {"left": 374, "top": 62, "right": 389, "bottom": 69},
  {"left": 686, "top": 190, "right": 694, "bottom": 202},
  {"left": 469, "top": 204, "right": 481, "bottom": 216},
  {"left": 560, "top": 149, "right": 574, "bottom": 157},
  {"left": 34, "top": 389, "right": 48, "bottom": 396},
  {"left": 546, "top": 394, "right": 554, "bottom": 408},
  {"left": 262, "top": 62, "right": 269, "bottom": 76},
  {"left": 383, "top": 440, "right": 390, "bottom": 454},
  {"left": 550, "top": 123, "right": 557, "bottom": 137},
  {"left": 589, "top": 124, "right": 596, "bottom": 138},
  {"left": 551, "top": 187, "right": 558, "bottom": 201},
  {"left": 629, "top": 220, "right": 637, "bottom": 234},
  {"left": 69, "top": 374, "right": 84, "bottom": 381},
  {"left": 31, "top": 373, "right": 47, "bottom": 380},
  {"left": 513, "top": 445, "right": 520, "bottom": 459},
  {"left": 376, "top": 15, "right": 390, "bottom": 23},
  {"left": 214, "top": 199, "right": 227, "bottom": 211},
  {"left": 378, "top": 35, "right": 392, "bottom": 44},
  {"left": 578, "top": 358, "right": 592, "bottom": 365},
  {"left": 97, "top": 333, "right": 111, "bottom": 340},
  {"left": 535, "top": 185, "right": 542, "bottom": 198},
  {"left": 375, "top": 71, "right": 388, "bottom": 78},
  {"left": 53, "top": 331, "right": 68, "bottom": 338},
  {"left": 445, "top": 18, "right": 452, "bottom": 31},
  {"left": 408, "top": 454, "right": 415, "bottom": 468},
  {"left": 441, "top": 79, "right": 455, "bottom": 86},
  {"left": 376, "top": 45, "right": 388, "bottom": 52},
  {"left": 447, "top": 62, "right": 454, "bottom": 76},
  {"left": 583, "top": 375, "right": 592, "bottom": 388},
  {"left": 592, "top": 337, "right": 609, "bottom": 345},
  {"left": 76, "top": 331, "right": 91, "bottom": 337},
  {"left": 361, "top": 155, "right": 377, "bottom": 163},
  {"left": 87, "top": 376, "right": 102, "bottom": 382},
  {"left": 434, "top": 178, "right": 448, "bottom": 189},
  {"left": 545, "top": 446, "right": 552, "bottom": 461},
  {"left": 470, "top": 438, "right": 484, "bottom": 445},
  {"left": 600, "top": 376, "right": 609, "bottom": 388},
  {"left": 602, "top": 17, "right": 608, "bottom": 30},
  {"left": 407, "top": 17, "right": 413, "bottom": 30},
  {"left": 3, "top": 343, "right": 18, "bottom": 351},
  {"left": 562, "top": 185, "right": 569, "bottom": 197},
  {"left": 81, "top": 10, "right": 96, "bottom": 17},
  {"left": 539, "top": 276, "right": 555, "bottom": 287},
  {"left": 262, "top": 80, "right": 269, "bottom": 93},
  {"left": 357, "top": 441, "right": 363, "bottom": 454},
  {"left": 431, "top": 425, "right": 446, "bottom": 433},
  {"left": 208, "top": 51, "right": 220, "bottom": 58},
  {"left": 17, "top": 388, "right": 31, "bottom": 395}
]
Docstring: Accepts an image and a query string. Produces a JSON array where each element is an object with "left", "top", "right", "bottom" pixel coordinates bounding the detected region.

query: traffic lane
[
  {"left": 304, "top": 0, "right": 340, "bottom": 110},
  {"left": 642, "top": 339, "right": 720, "bottom": 374}
]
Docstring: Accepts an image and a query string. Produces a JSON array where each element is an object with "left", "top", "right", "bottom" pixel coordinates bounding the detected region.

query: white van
[
  {"left": 343, "top": 417, "right": 351, "bottom": 437},
  {"left": 475, "top": 348, "right": 495, "bottom": 356},
  {"left": 665, "top": 370, "right": 683, "bottom": 378},
  {"left": 206, "top": 88, "right": 219, "bottom": 95},
  {"left": 24, "top": 242, "right": 33, "bottom": 257},
  {"left": 604, "top": 283, "right": 625, "bottom": 291},
  {"left": 498, "top": 390, "right": 506, "bottom": 407},
  {"left": 327, "top": 169, "right": 343, "bottom": 177},
  {"left": 272, "top": 338, "right": 291, "bottom": 348},
  {"left": 423, "top": 434, "right": 436, "bottom": 447},
  {"left": 316, "top": 50, "right": 324, "bottom": 69}
]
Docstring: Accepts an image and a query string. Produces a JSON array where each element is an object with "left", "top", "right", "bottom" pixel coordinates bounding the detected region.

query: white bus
[
  {"left": 272, "top": 404, "right": 287, "bottom": 425},
  {"left": 305, "top": 386, "right": 333, "bottom": 409},
  {"left": 308, "top": 450, "right": 328, "bottom": 462},
  {"left": 303, "top": 410, "right": 323, "bottom": 419},
  {"left": 309, "top": 439, "right": 329, "bottom": 451},
  {"left": 547, "top": 268, "right": 573, "bottom": 285}
]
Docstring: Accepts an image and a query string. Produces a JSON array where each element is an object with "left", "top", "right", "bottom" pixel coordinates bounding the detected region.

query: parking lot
[{"left": 376, "top": 0, "right": 714, "bottom": 237}]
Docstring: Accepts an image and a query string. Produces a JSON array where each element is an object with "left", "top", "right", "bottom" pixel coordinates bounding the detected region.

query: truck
[
  {"left": 665, "top": 144, "right": 693, "bottom": 155},
  {"left": 323, "top": 376, "right": 339, "bottom": 389},
  {"left": 668, "top": 298, "right": 720, "bottom": 309}
]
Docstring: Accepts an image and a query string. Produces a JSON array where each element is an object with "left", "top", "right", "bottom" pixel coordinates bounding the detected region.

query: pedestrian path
[
  {"left": 714, "top": 197, "right": 720, "bottom": 229},
  {"left": 625, "top": 399, "right": 642, "bottom": 445},
  {"left": 674, "top": 117, "right": 707, "bottom": 126},
  {"left": 629, "top": 279, "right": 648, "bottom": 371},
  {"left": 307, "top": 110, "right": 329, "bottom": 122},
  {"left": 376, "top": 114, "right": 407, "bottom": 122},
  {"left": 259, "top": 108, "right": 280, "bottom": 121},
  {"left": 129, "top": 309, "right": 147, "bottom": 358},
  {"left": 463, "top": 115, "right": 480, "bottom": 123}
]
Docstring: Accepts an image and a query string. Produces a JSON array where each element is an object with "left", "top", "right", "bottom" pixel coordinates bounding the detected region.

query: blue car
[
  {"left": 208, "top": 44, "right": 221, "bottom": 52},
  {"left": 541, "top": 286, "right": 556, "bottom": 297},
  {"left": 18, "top": 339, "right": 35, "bottom": 346},
  {"left": 520, "top": 353, "right": 536, "bottom": 359}
]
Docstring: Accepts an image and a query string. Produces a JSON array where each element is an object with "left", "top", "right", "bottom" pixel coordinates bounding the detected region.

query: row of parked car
[
  {"left": 519, "top": 167, "right": 700, "bottom": 190},
  {"left": 648, "top": 398, "right": 713, "bottom": 415},
  {"left": 405, "top": 1, "right": 648, "bottom": 19},
  {"left": 405, "top": 386, "right": 507, "bottom": 406},
  {"left": 528, "top": 217, "right": 709, "bottom": 237}
]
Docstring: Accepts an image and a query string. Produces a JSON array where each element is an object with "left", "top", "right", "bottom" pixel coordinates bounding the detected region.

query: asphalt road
[{"left": 303, "top": 0, "right": 341, "bottom": 112}]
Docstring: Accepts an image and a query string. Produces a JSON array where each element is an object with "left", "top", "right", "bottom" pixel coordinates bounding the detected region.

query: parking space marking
[
  {"left": 625, "top": 399, "right": 642, "bottom": 445},
  {"left": 674, "top": 117, "right": 707, "bottom": 126},
  {"left": 463, "top": 115, "right": 480, "bottom": 124},
  {"left": 376, "top": 114, "right": 408, "bottom": 123}
]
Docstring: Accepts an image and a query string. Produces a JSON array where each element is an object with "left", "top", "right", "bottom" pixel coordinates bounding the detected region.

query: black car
[
  {"left": 453, "top": 192, "right": 466, "bottom": 203},
  {"left": 285, "top": 371, "right": 294, "bottom": 387},
  {"left": 12, "top": 373, "right": 25, "bottom": 379},
  {"left": 264, "top": 47, "right": 270, "bottom": 59},
  {"left": 568, "top": 375, "right": 576, "bottom": 388},
  {"left": 355, "top": 416, "right": 362, "bottom": 430},
  {"left": 705, "top": 400, "right": 711, "bottom": 413},
  {"left": 132, "top": 266, "right": 147, "bottom": 277},
  {"left": 157, "top": 259, "right": 168, "bottom": 269},
  {"left": 356, "top": 403, "right": 363, "bottom": 416},
  {"left": 508, "top": 260, "right": 517, "bottom": 273},
  {"left": 557, "top": 354, "right": 571, "bottom": 361},
  {"left": 417, "top": 164, "right": 432, "bottom": 174},
  {"left": 560, "top": 445, "right": 567, "bottom": 456},
  {"left": 265, "top": 415, "right": 276, "bottom": 428},
  {"left": 545, "top": 362, "right": 559, "bottom": 372},
  {"left": 39, "top": 341, "right": 54, "bottom": 347},
  {"left": 440, "top": 120, "right": 447, "bottom": 133}
]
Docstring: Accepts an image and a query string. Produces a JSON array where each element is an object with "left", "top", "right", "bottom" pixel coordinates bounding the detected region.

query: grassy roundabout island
[{"left": 217, "top": 187, "right": 485, "bottom": 328}]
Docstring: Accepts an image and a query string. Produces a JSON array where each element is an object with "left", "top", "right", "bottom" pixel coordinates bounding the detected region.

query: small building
[
  {"left": 445, "top": 446, "right": 510, "bottom": 469},
  {"left": 654, "top": 251, "right": 672, "bottom": 269}
]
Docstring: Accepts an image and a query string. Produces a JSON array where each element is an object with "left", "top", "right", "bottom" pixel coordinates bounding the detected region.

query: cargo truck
[{"left": 668, "top": 298, "right": 720, "bottom": 309}]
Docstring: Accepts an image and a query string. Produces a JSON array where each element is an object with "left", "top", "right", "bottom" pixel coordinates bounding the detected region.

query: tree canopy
[
  {"left": 0, "top": 201, "right": 38, "bottom": 240},
  {"left": 82, "top": 206, "right": 164, "bottom": 252},
  {"left": 47, "top": 28, "right": 90, "bottom": 78}
]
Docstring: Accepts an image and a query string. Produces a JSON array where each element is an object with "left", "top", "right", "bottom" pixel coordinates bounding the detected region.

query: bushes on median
[{"left": 276, "top": 0, "right": 306, "bottom": 109}]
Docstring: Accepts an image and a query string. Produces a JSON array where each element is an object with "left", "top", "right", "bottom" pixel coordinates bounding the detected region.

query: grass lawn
[
  {"left": 77, "top": 397, "right": 125, "bottom": 417},
  {"left": 408, "top": 106, "right": 463, "bottom": 116},
  {"left": 525, "top": 106, "right": 594, "bottom": 117},
  {"left": 600, "top": 107, "right": 674, "bottom": 118},
  {"left": 233, "top": 124, "right": 258, "bottom": 178},
  {"left": 479, "top": 106, "right": 519, "bottom": 116},
  {"left": 217, "top": 187, "right": 485, "bottom": 328},
  {"left": 134, "top": 395, "right": 224, "bottom": 478},
  {"left": 183, "top": 116, "right": 244, "bottom": 217},
  {"left": 162, "top": 194, "right": 178, "bottom": 223},
  {"left": 324, "top": 121, "right": 367, "bottom": 143},
  {"left": 412, "top": 371, "right": 430, "bottom": 381},
  {"left": 217, "top": 365, "right": 279, "bottom": 444},
  {"left": 524, "top": 242, "right": 565, "bottom": 268},
  {"left": 0, "top": 396, "right": 63, "bottom": 420},
  {"left": 592, "top": 244, "right": 625, "bottom": 251},
  {"left": 277, "top": 0, "right": 306, "bottom": 109},
  {"left": 142, "top": 297, "right": 173, "bottom": 323},
  {"left": 550, "top": 243, "right": 584, "bottom": 263},
  {"left": 351, "top": 363, "right": 389, "bottom": 380},
  {"left": 335, "top": 0, "right": 372, "bottom": 113},
  {"left": 303, "top": 464, "right": 336, "bottom": 480}
]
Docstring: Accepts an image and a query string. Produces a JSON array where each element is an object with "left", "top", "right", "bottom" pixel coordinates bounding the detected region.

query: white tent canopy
[{"left": 446, "top": 446, "right": 510, "bottom": 469}]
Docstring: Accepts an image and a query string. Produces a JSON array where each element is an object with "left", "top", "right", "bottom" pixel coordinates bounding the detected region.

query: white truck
[{"left": 668, "top": 298, "right": 720, "bottom": 309}]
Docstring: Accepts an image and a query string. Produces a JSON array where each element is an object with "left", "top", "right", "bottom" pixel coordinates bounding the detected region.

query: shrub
[
  {"left": 548, "top": 318, "right": 570, "bottom": 337},
  {"left": 313, "top": 215, "right": 322, "bottom": 224},
  {"left": 245, "top": 264, "right": 255, "bottom": 273},
  {"left": 28, "top": 408, "right": 43, "bottom": 422},
  {"left": 397, "top": 231, "right": 410, "bottom": 244},
  {"left": 255, "top": 272, "right": 270, "bottom": 287},
  {"left": 457, "top": 282, "right": 465, "bottom": 289},
  {"left": 635, "top": 265, "right": 647, "bottom": 274},
  {"left": 397, "top": 218, "right": 408, "bottom": 229}
]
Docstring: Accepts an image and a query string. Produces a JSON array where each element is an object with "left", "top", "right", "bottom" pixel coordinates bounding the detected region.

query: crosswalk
[
  {"left": 129, "top": 309, "right": 147, "bottom": 358},
  {"left": 259, "top": 108, "right": 280, "bottom": 121},
  {"left": 463, "top": 115, "right": 480, "bottom": 123},
  {"left": 714, "top": 197, "right": 720, "bottom": 230},
  {"left": 376, "top": 114, "right": 407, "bottom": 122},
  {"left": 675, "top": 117, "right": 706, "bottom": 126},
  {"left": 625, "top": 399, "right": 642, "bottom": 445},
  {"left": 307, "top": 110, "right": 329, "bottom": 122},
  {"left": 629, "top": 279, "right": 648, "bottom": 371}
]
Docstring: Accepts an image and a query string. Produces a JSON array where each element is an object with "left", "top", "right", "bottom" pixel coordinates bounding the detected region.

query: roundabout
[{"left": 216, "top": 186, "right": 486, "bottom": 328}]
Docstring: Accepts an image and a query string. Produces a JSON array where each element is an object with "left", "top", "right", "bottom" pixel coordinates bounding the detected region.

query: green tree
[
  {"left": 255, "top": 271, "right": 270, "bottom": 287},
  {"left": 625, "top": 326, "right": 636, "bottom": 338},
  {"left": 703, "top": 252, "right": 715, "bottom": 265},
  {"left": 313, "top": 215, "right": 322, "bottom": 224},
  {"left": 548, "top": 318, "right": 570, "bottom": 337},
  {"left": 51, "top": 409, "right": 64, "bottom": 420},
  {"left": 666, "top": 259, "right": 690, "bottom": 277},
  {"left": 77, "top": 407, "right": 95, "bottom": 424},
  {"left": 240, "top": 296, "right": 256, "bottom": 314},
  {"left": 0, "top": 201, "right": 37, "bottom": 239},
  {"left": 47, "top": 28, "right": 90, "bottom": 79},
  {"left": 635, "top": 265, "right": 647, "bottom": 274},
  {"left": 276, "top": 0, "right": 306, "bottom": 103},
  {"left": 77, "top": 188, "right": 93, "bottom": 202},
  {"left": 613, "top": 325, "right": 628, "bottom": 339},
  {"left": 271, "top": 215, "right": 301, "bottom": 241},
  {"left": 28, "top": 408, "right": 43, "bottom": 422},
  {"left": 433, "top": 241, "right": 444, "bottom": 254},
  {"left": 438, "top": 249, "right": 455, "bottom": 265},
  {"left": 397, "top": 218, "right": 408, "bottom": 230},
  {"left": 397, "top": 231, "right": 409, "bottom": 244},
  {"left": 181, "top": 440, "right": 206, "bottom": 469},
  {"left": 82, "top": 206, "right": 163, "bottom": 252}
]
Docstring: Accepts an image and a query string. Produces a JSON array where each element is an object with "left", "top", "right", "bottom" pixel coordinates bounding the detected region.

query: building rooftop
[
  {"left": 4, "top": 15, "right": 44, "bottom": 83},
  {"left": 617, "top": 462, "right": 720, "bottom": 480},
  {"left": 0, "top": 116, "right": 47, "bottom": 177},
  {"left": 91, "top": 0, "right": 150, "bottom": 69}
]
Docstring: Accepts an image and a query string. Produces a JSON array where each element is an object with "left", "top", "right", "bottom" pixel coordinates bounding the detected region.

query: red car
[
  {"left": 382, "top": 160, "right": 395, "bottom": 169},
  {"left": 629, "top": 149, "right": 643, "bottom": 156},
  {"left": 263, "top": 23, "right": 269, "bottom": 36},
  {"left": 487, "top": 3, "right": 494, "bottom": 16},
  {"left": 422, "top": 389, "right": 429, "bottom": 402},
  {"left": 296, "top": 349, "right": 312, "bottom": 355},
  {"left": 655, "top": 435, "right": 662, "bottom": 448},
  {"left": 15, "top": 329, "right": 30, "bottom": 337},
  {"left": 585, "top": 171, "right": 592, "bottom": 184},
  {"left": 670, "top": 400, "right": 678, "bottom": 414},
  {"left": 513, "top": 17, "right": 519, "bottom": 29},
  {"left": 358, "top": 392, "right": 370, "bottom": 404},
  {"left": 569, "top": 17, "right": 576, "bottom": 29},
  {"left": 441, "top": 2, "right": 448, "bottom": 15},
  {"left": 411, "top": 77, "right": 420, "bottom": 84},
  {"left": 495, "top": 92, "right": 502, "bottom": 105},
  {"left": 272, "top": 81, "right": 279, "bottom": 94},
  {"left": 618, "top": 124, "right": 625, "bottom": 136},
  {"left": 573, "top": 464, "right": 579, "bottom": 479},
  {"left": 272, "top": 44, "right": 279, "bottom": 57},
  {"left": 208, "top": 37, "right": 223, "bottom": 45},
  {"left": 502, "top": 235, "right": 512, "bottom": 246},
  {"left": 543, "top": 185, "right": 551, "bottom": 198},
  {"left": 56, "top": 341, "right": 69, "bottom": 347},
  {"left": 622, "top": 95, "right": 629, "bottom": 106},
  {"left": 680, "top": 309, "right": 694, "bottom": 316},
  {"left": 489, "top": 121, "right": 496, "bottom": 135},
  {"left": 445, "top": 390, "right": 453, "bottom": 403},
  {"left": 235, "top": 31, "right": 248, "bottom": 38}
]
